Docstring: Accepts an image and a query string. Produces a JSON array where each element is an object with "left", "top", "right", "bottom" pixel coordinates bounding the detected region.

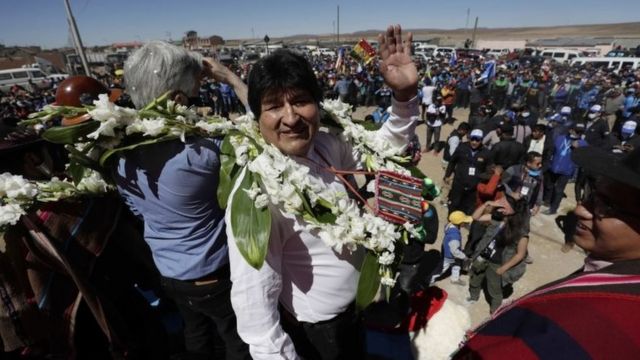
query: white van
[
  {"left": 434, "top": 47, "right": 455, "bottom": 57},
  {"left": 539, "top": 49, "right": 581, "bottom": 63},
  {"left": 570, "top": 57, "right": 640, "bottom": 72},
  {"left": 0, "top": 67, "right": 49, "bottom": 92},
  {"left": 486, "top": 48, "right": 510, "bottom": 57}
]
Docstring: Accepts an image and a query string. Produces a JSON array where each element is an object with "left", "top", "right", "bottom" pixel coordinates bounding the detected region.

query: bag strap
[{"left": 312, "top": 149, "right": 376, "bottom": 213}]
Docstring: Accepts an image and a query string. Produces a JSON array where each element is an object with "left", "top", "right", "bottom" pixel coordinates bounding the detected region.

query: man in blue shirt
[
  {"left": 113, "top": 41, "right": 250, "bottom": 360},
  {"left": 543, "top": 123, "right": 587, "bottom": 215}
]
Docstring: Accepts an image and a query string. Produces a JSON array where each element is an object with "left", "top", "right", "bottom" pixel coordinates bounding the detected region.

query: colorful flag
[{"left": 351, "top": 39, "right": 376, "bottom": 64}]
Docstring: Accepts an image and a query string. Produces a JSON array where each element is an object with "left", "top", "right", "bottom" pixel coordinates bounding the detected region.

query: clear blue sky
[{"left": 2, "top": 0, "right": 639, "bottom": 49}]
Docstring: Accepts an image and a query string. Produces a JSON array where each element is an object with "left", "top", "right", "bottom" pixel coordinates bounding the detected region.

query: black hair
[
  {"left": 248, "top": 49, "right": 323, "bottom": 119},
  {"left": 526, "top": 151, "right": 542, "bottom": 163},
  {"left": 532, "top": 124, "right": 546, "bottom": 133},
  {"left": 457, "top": 122, "right": 471, "bottom": 132},
  {"left": 501, "top": 197, "right": 528, "bottom": 246}
]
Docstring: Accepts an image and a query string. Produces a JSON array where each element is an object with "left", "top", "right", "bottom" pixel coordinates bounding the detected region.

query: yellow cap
[
  {"left": 448, "top": 211, "right": 473, "bottom": 225},
  {"left": 115, "top": 69, "right": 124, "bottom": 77}
]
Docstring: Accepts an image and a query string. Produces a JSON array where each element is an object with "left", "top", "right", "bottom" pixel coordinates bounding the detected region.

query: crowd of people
[{"left": 1, "top": 24, "right": 640, "bottom": 359}]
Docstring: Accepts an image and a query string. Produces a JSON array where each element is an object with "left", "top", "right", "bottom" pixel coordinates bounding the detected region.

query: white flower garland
[
  {"left": 7, "top": 95, "right": 426, "bottom": 287},
  {"left": 0, "top": 170, "right": 112, "bottom": 228}
]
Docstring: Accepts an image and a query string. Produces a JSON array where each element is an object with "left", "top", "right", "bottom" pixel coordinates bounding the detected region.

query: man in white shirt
[
  {"left": 227, "top": 25, "right": 419, "bottom": 359},
  {"left": 421, "top": 78, "right": 436, "bottom": 121}
]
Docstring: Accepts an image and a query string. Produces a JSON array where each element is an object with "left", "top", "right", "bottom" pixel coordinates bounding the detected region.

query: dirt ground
[{"left": 352, "top": 105, "right": 586, "bottom": 328}]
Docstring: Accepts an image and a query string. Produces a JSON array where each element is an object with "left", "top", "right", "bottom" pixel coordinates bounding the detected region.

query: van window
[
  {"left": 0, "top": 73, "right": 12, "bottom": 80},
  {"left": 553, "top": 53, "right": 565, "bottom": 58},
  {"left": 13, "top": 71, "right": 28, "bottom": 79},
  {"left": 568, "top": 54, "right": 577, "bottom": 59},
  {"left": 542, "top": 52, "right": 552, "bottom": 57},
  {"left": 29, "top": 70, "right": 46, "bottom": 78},
  {"left": 611, "top": 61, "right": 620, "bottom": 69},
  {"left": 622, "top": 62, "right": 634, "bottom": 69}
]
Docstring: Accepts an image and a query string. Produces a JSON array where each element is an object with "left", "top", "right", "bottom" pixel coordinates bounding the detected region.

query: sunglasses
[{"left": 469, "top": 136, "right": 483, "bottom": 142}]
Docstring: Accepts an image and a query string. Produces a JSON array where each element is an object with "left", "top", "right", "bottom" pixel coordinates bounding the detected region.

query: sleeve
[
  {"left": 375, "top": 95, "right": 420, "bottom": 154},
  {"left": 448, "top": 240, "right": 466, "bottom": 259},
  {"left": 448, "top": 136, "right": 460, "bottom": 157},
  {"left": 445, "top": 145, "right": 461, "bottom": 178},
  {"left": 477, "top": 172, "right": 501, "bottom": 199},
  {"left": 226, "top": 174, "right": 300, "bottom": 359}
]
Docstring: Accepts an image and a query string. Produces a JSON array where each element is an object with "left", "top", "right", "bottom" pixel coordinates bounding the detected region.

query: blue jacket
[
  {"left": 550, "top": 135, "right": 586, "bottom": 176},
  {"left": 442, "top": 224, "right": 462, "bottom": 260}
]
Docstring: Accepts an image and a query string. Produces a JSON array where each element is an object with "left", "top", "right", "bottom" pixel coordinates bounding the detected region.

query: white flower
[
  {"left": 77, "top": 171, "right": 109, "bottom": 193},
  {"left": 87, "top": 118, "right": 118, "bottom": 139},
  {"left": 378, "top": 251, "right": 395, "bottom": 265},
  {"left": 234, "top": 145, "right": 249, "bottom": 166},
  {"left": 0, "top": 173, "right": 38, "bottom": 199},
  {"left": 242, "top": 182, "right": 261, "bottom": 200},
  {"left": 380, "top": 275, "right": 396, "bottom": 287},
  {"left": 195, "top": 120, "right": 234, "bottom": 133},
  {"left": 89, "top": 94, "right": 137, "bottom": 126},
  {"left": 0, "top": 203, "right": 25, "bottom": 227},
  {"left": 321, "top": 99, "right": 352, "bottom": 118},
  {"left": 254, "top": 194, "right": 269, "bottom": 209},
  {"left": 141, "top": 118, "right": 166, "bottom": 137}
]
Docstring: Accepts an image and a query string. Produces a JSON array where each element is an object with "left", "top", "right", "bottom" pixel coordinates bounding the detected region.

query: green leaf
[
  {"left": 315, "top": 209, "right": 337, "bottom": 224},
  {"left": 217, "top": 153, "right": 241, "bottom": 209},
  {"left": 407, "top": 165, "right": 426, "bottom": 179},
  {"left": 229, "top": 168, "right": 271, "bottom": 269},
  {"left": 42, "top": 121, "right": 99, "bottom": 144},
  {"left": 64, "top": 144, "right": 99, "bottom": 170},
  {"left": 98, "top": 134, "right": 176, "bottom": 167},
  {"left": 67, "top": 160, "right": 86, "bottom": 186},
  {"left": 356, "top": 252, "right": 381, "bottom": 311}
]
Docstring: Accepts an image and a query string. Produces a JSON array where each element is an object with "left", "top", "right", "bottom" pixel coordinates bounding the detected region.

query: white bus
[
  {"left": 539, "top": 49, "right": 582, "bottom": 63},
  {"left": 0, "top": 67, "right": 49, "bottom": 92},
  {"left": 570, "top": 57, "right": 640, "bottom": 72}
]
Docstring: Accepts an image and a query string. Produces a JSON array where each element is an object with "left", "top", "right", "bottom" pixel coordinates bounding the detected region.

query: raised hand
[{"left": 377, "top": 25, "right": 418, "bottom": 102}]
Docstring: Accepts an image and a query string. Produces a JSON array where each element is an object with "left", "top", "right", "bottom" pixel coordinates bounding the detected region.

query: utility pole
[
  {"left": 63, "top": 0, "right": 90, "bottom": 76},
  {"left": 465, "top": 8, "right": 470, "bottom": 29},
  {"left": 337, "top": 5, "right": 340, "bottom": 45},
  {"left": 471, "top": 16, "right": 479, "bottom": 49}
]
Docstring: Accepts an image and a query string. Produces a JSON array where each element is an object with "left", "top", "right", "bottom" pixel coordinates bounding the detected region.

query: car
[
  {"left": 605, "top": 49, "right": 632, "bottom": 57},
  {"left": 456, "top": 48, "right": 483, "bottom": 60},
  {"left": 240, "top": 52, "right": 260, "bottom": 63},
  {"left": 485, "top": 48, "right": 510, "bottom": 58},
  {"left": 434, "top": 47, "right": 455, "bottom": 57},
  {"left": 311, "top": 48, "right": 336, "bottom": 57}
]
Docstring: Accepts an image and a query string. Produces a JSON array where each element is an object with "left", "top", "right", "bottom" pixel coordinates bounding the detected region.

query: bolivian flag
[{"left": 351, "top": 39, "right": 376, "bottom": 64}]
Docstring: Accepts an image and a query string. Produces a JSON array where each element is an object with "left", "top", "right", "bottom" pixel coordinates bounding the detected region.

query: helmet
[{"left": 55, "top": 76, "right": 121, "bottom": 126}]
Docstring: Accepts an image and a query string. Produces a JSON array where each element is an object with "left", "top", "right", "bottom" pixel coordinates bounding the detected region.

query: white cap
[
  {"left": 589, "top": 104, "right": 602, "bottom": 113},
  {"left": 622, "top": 120, "right": 637, "bottom": 134},
  {"left": 470, "top": 129, "right": 483, "bottom": 138},
  {"left": 560, "top": 106, "right": 572, "bottom": 115}
]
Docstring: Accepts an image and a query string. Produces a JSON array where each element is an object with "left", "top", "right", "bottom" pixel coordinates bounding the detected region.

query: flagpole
[{"left": 63, "top": 0, "right": 91, "bottom": 76}]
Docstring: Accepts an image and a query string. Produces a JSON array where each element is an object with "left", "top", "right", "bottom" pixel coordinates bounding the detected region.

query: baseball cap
[
  {"left": 469, "top": 129, "right": 483, "bottom": 139},
  {"left": 560, "top": 106, "right": 572, "bottom": 115},
  {"left": 622, "top": 121, "right": 637, "bottom": 135},
  {"left": 589, "top": 104, "right": 602, "bottom": 113},
  {"left": 448, "top": 211, "right": 473, "bottom": 225}
]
